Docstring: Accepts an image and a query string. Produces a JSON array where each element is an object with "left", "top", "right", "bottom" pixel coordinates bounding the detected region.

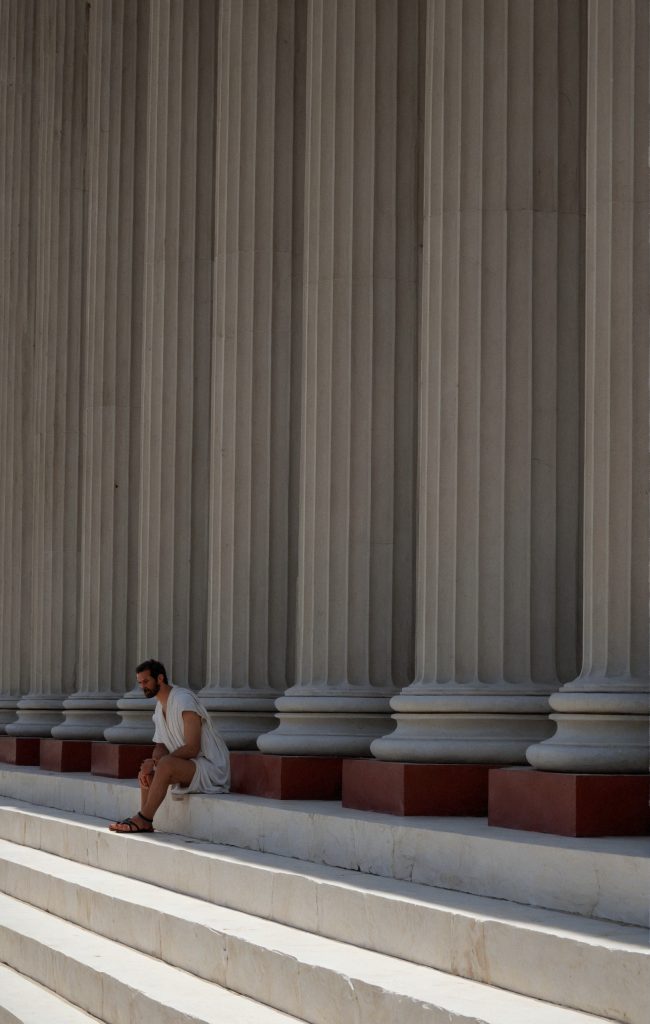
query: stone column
[
  {"left": 527, "top": 0, "right": 649, "bottom": 773},
  {"left": 373, "top": 0, "right": 583, "bottom": 763},
  {"left": 106, "top": 0, "right": 218, "bottom": 741},
  {"left": 259, "top": 0, "right": 420, "bottom": 756},
  {"left": 54, "top": 0, "right": 145, "bottom": 739},
  {"left": 8, "top": 0, "right": 86, "bottom": 737},
  {"left": 199, "top": 0, "right": 296, "bottom": 748},
  {"left": 0, "top": 0, "right": 24, "bottom": 731}
]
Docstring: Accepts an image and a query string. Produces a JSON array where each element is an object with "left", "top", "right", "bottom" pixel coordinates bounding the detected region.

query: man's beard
[{"left": 143, "top": 681, "right": 160, "bottom": 698}]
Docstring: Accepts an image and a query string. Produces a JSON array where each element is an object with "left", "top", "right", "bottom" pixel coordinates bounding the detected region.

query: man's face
[{"left": 137, "top": 670, "right": 161, "bottom": 698}]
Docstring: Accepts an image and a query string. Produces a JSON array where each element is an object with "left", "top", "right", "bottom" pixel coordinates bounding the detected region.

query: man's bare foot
[{"left": 108, "top": 812, "right": 154, "bottom": 833}]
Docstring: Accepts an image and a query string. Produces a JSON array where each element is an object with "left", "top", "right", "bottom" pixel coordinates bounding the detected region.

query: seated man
[{"left": 109, "top": 658, "right": 230, "bottom": 834}]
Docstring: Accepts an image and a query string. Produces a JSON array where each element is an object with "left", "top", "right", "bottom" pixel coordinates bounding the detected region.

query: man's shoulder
[{"left": 171, "top": 685, "right": 201, "bottom": 711}]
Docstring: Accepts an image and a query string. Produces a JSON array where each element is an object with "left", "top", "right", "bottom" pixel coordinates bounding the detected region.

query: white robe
[{"left": 152, "top": 686, "right": 230, "bottom": 798}]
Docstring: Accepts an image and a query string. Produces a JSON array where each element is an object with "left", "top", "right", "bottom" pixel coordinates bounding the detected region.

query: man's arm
[
  {"left": 151, "top": 743, "right": 169, "bottom": 764},
  {"left": 168, "top": 710, "right": 202, "bottom": 760}
]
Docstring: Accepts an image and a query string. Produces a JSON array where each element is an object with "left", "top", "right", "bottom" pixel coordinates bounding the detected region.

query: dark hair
[{"left": 135, "top": 659, "right": 169, "bottom": 685}]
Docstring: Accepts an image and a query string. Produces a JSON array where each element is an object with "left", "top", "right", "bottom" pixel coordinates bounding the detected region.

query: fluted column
[
  {"left": 0, "top": 0, "right": 23, "bottom": 730},
  {"left": 199, "top": 0, "right": 296, "bottom": 748},
  {"left": 107, "top": 0, "right": 218, "bottom": 741},
  {"left": 54, "top": 0, "right": 146, "bottom": 739},
  {"left": 8, "top": 0, "right": 86, "bottom": 737},
  {"left": 259, "top": 0, "right": 420, "bottom": 756},
  {"left": 528, "top": 0, "right": 649, "bottom": 773},
  {"left": 373, "top": 0, "right": 583, "bottom": 763}
]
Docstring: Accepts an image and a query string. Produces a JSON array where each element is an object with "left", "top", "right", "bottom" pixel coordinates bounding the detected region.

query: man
[{"left": 109, "top": 659, "right": 230, "bottom": 834}]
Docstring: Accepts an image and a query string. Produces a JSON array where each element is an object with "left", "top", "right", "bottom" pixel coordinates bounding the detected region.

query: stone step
[
  {"left": 0, "top": 892, "right": 304, "bottom": 1024},
  {"left": 0, "top": 963, "right": 103, "bottom": 1024},
  {"left": 0, "top": 887, "right": 617, "bottom": 1024},
  {"left": 0, "top": 801, "right": 646, "bottom": 1023},
  {"left": 1, "top": 765, "right": 648, "bottom": 926}
]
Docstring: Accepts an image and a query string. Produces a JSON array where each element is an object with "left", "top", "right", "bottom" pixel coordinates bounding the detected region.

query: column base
[
  {"left": 526, "top": 711, "right": 649, "bottom": 773},
  {"left": 342, "top": 759, "right": 493, "bottom": 816},
  {"left": 103, "top": 692, "right": 155, "bottom": 743},
  {"left": 0, "top": 700, "right": 18, "bottom": 734},
  {"left": 4, "top": 697, "right": 65, "bottom": 738},
  {"left": 230, "top": 752, "right": 342, "bottom": 799},
  {"left": 91, "top": 742, "right": 154, "bottom": 779},
  {"left": 40, "top": 739, "right": 92, "bottom": 772},
  {"left": 488, "top": 767, "right": 650, "bottom": 836},
  {"left": 206, "top": 713, "right": 277, "bottom": 750},
  {"left": 51, "top": 697, "right": 120, "bottom": 741},
  {"left": 200, "top": 692, "right": 278, "bottom": 750},
  {"left": 371, "top": 712, "right": 555, "bottom": 764},
  {"left": 0, "top": 737, "right": 40, "bottom": 765}
]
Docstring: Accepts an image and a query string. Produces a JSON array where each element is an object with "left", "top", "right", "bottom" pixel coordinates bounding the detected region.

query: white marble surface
[
  {"left": 0, "top": 766, "right": 647, "bottom": 928},
  {"left": 0, "top": 830, "right": 646, "bottom": 1024},
  {"left": 0, "top": 885, "right": 621, "bottom": 1024},
  {"left": 0, "top": 963, "right": 102, "bottom": 1023}
]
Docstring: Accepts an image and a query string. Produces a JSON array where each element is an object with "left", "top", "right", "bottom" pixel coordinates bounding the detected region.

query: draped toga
[{"left": 152, "top": 686, "right": 230, "bottom": 798}]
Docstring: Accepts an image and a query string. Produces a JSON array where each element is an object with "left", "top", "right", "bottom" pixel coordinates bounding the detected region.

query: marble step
[
  {"left": 0, "top": 963, "right": 103, "bottom": 1024},
  {"left": 0, "top": 804, "right": 646, "bottom": 1024},
  {"left": 0, "top": 765, "right": 648, "bottom": 927},
  {"left": 0, "top": 887, "right": 617, "bottom": 1024},
  {"left": 0, "top": 892, "right": 304, "bottom": 1024}
]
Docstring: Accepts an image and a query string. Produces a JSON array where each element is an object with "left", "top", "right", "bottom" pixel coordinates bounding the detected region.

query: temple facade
[{"left": 0, "top": 0, "right": 647, "bottom": 798}]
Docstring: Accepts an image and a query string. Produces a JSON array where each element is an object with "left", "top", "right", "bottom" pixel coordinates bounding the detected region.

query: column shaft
[
  {"left": 527, "top": 0, "right": 649, "bottom": 772},
  {"left": 373, "top": 0, "right": 584, "bottom": 763},
  {"left": 259, "top": 0, "right": 420, "bottom": 755},
  {"left": 55, "top": 0, "right": 145, "bottom": 739},
  {"left": 200, "top": 0, "right": 296, "bottom": 748},
  {"left": 107, "top": 0, "right": 218, "bottom": 740},
  {"left": 9, "top": 0, "right": 86, "bottom": 737}
]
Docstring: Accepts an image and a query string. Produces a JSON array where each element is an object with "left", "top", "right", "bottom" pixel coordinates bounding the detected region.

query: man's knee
[
  {"left": 155, "top": 755, "right": 175, "bottom": 776},
  {"left": 155, "top": 754, "right": 193, "bottom": 784}
]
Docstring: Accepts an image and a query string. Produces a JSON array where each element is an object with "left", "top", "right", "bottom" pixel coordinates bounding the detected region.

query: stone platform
[
  {"left": 0, "top": 767, "right": 648, "bottom": 1024},
  {"left": 0, "top": 764, "right": 647, "bottom": 927}
]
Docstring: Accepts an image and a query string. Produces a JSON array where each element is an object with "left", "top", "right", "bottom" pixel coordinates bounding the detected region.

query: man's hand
[{"left": 138, "top": 757, "right": 156, "bottom": 787}]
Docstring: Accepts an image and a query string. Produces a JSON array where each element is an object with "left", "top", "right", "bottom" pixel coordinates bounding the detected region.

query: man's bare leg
[{"left": 110, "top": 755, "right": 196, "bottom": 832}]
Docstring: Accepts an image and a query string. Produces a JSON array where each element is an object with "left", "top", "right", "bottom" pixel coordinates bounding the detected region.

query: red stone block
[
  {"left": 488, "top": 767, "right": 650, "bottom": 837},
  {"left": 0, "top": 737, "right": 41, "bottom": 766},
  {"left": 342, "top": 759, "right": 493, "bottom": 816},
  {"left": 40, "top": 739, "right": 92, "bottom": 772},
  {"left": 91, "top": 742, "right": 155, "bottom": 779},
  {"left": 230, "top": 752, "right": 342, "bottom": 800}
]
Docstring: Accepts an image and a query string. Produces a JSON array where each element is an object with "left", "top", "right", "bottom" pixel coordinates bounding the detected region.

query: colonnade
[{"left": 0, "top": 0, "right": 647, "bottom": 775}]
